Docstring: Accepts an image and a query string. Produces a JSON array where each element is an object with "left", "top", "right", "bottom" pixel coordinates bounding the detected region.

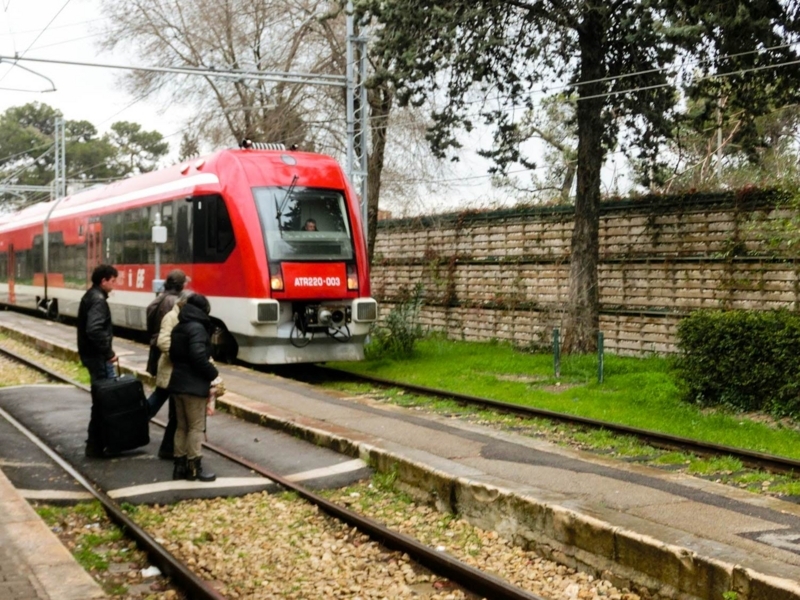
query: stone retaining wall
[{"left": 373, "top": 190, "right": 799, "bottom": 354}]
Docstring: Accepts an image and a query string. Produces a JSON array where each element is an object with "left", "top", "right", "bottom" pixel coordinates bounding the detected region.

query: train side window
[
  {"left": 100, "top": 212, "right": 124, "bottom": 264},
  {"left": 16, "top": 250, "right": 31, "bottom": 284},
  {"left": 46, "top": 231, "right": 65, "bottom": 275},
  {"left": 190, "top": 194, "right": 235, "bottom": 263},
  {"left": 32, "top": 235, "right": 44, "bottom": 275},
  {"left": 174, "top": 202, "right": 192, "bottom": 263},
  {"left": 158, "top": 202, "right": 175, "bottom": 265},
  {"left": 123, "top": 208, "right": 146, "bottom": 264}
]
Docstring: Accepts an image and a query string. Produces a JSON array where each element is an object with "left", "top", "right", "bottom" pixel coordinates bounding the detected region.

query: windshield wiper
[{"left": 276, "top": 175, "right": 299, "bottom": 226}]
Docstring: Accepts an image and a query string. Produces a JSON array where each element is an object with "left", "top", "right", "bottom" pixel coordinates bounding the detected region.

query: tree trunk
[
  {"left": 562, "top": 8, "right": 605, "bottom": 354},
  {"left": 366, "top": 82, "right": 393, "bottom": 263}
]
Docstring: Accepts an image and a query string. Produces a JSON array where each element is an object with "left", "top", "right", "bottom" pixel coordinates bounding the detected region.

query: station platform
[
  {"left": 1, "top": 310, "right": 800, "bottom": 600},
  {"left": 0, "top": 467, "right": 105, "bottom": 599}
]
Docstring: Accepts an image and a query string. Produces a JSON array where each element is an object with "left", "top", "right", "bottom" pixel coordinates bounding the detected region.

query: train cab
[{"left": 0, "top": 143, "right": 378, "bottom": 365}]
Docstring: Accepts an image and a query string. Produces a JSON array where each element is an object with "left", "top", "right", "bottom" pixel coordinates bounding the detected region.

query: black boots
[
  {"left": 173, "top": 456, "right": 215, "bottom": 481},
  {"left": 186, "top": 457, "right": 216, "bottom": 482},
  {"left": 172, "top": 456, "right": 187, "bottom": 480}
]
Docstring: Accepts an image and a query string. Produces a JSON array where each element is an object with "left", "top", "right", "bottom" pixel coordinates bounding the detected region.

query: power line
[
  {"left": 0, "top": 145, "right": 54, "bottom": 186},
  {"left": 30, "top": 31, "right": 102, "bottom": 52},
  {"left": 0, "top": 54, "right": 347, "bottom": 88},
  {"left": 10, "top": 16, "right": 104, "bottom": 35},
  {"left": 16, "top": 0, "right": 73, "bottom": 58},
  {"left": 5, "top": 37, "right": 799, "bottom": 194},
  {"left": 576, "top": 57, "right": 800, "bottom": 103},
  {"left": 439, "top": 40, "right": 800, "bottom": 113},
  {"left": 0, "top": 0, "right": 73, "bottom": 86}
]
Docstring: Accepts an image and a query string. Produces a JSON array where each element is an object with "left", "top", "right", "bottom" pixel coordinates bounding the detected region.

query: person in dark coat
[
  {"left": 168, "top": 293, "right": 219, "bottom": 482},
  {"left": 145, "top": 269, "right": 189, "bottom": 459},
  {"left": 77, "top": 263, "right": 119, "bottom": 457}
]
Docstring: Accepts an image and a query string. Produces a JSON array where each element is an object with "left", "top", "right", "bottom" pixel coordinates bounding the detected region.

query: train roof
[{"left": 0, "top": 148, "right": 345, "bottom": 232}]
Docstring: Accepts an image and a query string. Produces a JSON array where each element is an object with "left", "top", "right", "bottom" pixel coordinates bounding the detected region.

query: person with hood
[
  {"left": 145, "top": 269, "right": 189, "bottom": 459},
  {"left": 168, "top": 293, "right": 219, "bottom": 482}
]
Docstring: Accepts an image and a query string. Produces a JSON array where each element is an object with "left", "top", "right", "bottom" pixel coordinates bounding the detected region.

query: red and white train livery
[{"left": 0, "top": 144, "right": 378, "bottom": 364}]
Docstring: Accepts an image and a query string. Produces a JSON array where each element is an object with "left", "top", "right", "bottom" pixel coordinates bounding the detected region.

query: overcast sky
[
  {"left": 0, "top": 0, "right": 191, "bottom": 156},
  {"left": 1, "top": 0, "right": 625, "bottom": 215}
]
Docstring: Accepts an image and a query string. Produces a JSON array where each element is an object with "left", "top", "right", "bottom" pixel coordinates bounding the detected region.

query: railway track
[
  {"left": 0, "top": 344, "right": 548, "bottom": 600},
  {"left": 298, "top": 364, "right": 800, "bottom": 477},
  {"left": 13, "top": 306, "right": 800, "bottom": 478}
]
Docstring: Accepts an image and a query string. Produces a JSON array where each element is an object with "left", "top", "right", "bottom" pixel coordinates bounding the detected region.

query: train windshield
[{"left": 252, "top": 186, "right": 355, "bottom": 261}]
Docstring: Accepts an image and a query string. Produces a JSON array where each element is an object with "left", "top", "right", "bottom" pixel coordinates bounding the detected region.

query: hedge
[{"left": 674, "top": 309, "right": 800, "bottom": 417}]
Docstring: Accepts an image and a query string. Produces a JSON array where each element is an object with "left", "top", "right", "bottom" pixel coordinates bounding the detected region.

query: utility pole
[
  {"left": 41, "top": 117, "right": 67, "bottom": 313},
  {"left": 346, "top": 1, "right": 369, "bottom": 244}
]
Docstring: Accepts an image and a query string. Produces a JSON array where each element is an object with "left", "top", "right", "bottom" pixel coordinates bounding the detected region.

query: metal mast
[
  {"left": 346, "top": 1, "right": 369, "bottom": 243},
  {"left": 42, "top": 117, "right": 67, "bottom": 313}
]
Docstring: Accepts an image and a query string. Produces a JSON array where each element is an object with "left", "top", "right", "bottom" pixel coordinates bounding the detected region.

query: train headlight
[
  {"left": 270, "top": 273, "right": 284, "bottom": 291},
  {"left": 353, "top": 299, "right": 378, "bottom": 323},
  {"left": 251, "top": 299, "right": 280, "bottom": 325},
  {"left": 318, "top": 309, "right": 333, "bottom": 326},
  {"left": 331, "top": 309, "right": 346, "bottom": 325}
]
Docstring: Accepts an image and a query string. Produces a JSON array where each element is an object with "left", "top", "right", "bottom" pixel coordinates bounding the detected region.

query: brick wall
[{"left": 371, "top": 190, "right": 799, "bottom": 355}]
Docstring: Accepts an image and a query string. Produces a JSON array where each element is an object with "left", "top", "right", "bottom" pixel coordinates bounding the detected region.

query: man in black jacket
[{"left": 78, "top": 263, "right": 119, "bottom": 457}]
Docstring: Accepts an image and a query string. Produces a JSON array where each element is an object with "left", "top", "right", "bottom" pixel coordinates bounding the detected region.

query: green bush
[
  {"left": 674, "top": 309, "right": 800, "bottom": 417},
  {"left": 367, "top": 282, "right": 425, "bottom": 359}
]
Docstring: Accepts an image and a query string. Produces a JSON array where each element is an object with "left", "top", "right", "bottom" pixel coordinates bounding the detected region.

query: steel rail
[
  {"left": 199, "top": 437, "right": 545, "bottom": 600},
  {"left": 0, "top": 345, "right": 546, "bottom": 600},
  {"left": 0, "top": 346, "right": 227, "bottom": 600},
  {"left": 313, "top": 365, "right": 800, "bottom": 476}
]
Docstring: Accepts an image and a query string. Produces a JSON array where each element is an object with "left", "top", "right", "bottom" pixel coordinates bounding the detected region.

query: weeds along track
[{"left": 296, "top": 364, "right": 800, "bottom": 478}]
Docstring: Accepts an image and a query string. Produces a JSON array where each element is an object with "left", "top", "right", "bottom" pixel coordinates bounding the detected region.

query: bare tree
[
  {"left": 100, "top": 0, "right": 341, "bottom": 149},
  {"left": 100, "top": 0, "right": 450, "bottom": 259}
]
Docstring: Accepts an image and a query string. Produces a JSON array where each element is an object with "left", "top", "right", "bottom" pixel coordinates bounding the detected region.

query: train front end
[{"left": 230, "top": 149, "right": 377, "bottom": 363}]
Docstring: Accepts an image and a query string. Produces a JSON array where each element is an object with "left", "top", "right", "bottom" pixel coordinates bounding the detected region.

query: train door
[
  {"left": 86, "top": 222, "right": 102, "bottom": 281},
  {"left": 7, "top": 244, "right": 14, "bottom": 304}
]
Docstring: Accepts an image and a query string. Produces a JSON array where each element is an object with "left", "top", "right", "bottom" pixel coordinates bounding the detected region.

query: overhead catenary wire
[
  {"left": 0, "top": 0, "right": 73, "bottom": 86},
  {"left": 0, "top": 145, "right": 54, "bottom": 186},
  {"left": 453, "top": 39, "right": 800, "bottom": 109},
  {"left": 0, "top": 54, "right": 348, "bottom": 88},
  {"left": 3, "top": 37, "right": 797, "bottom": 128},
  {"left": 9, "top": 16, "right": 104, "bottom": 35},
  {"left": 3, "top": 34, "right": 800, "bottom": 196},
  {"left": 10, "top": 0, "right": 72, "bottom": 57}
]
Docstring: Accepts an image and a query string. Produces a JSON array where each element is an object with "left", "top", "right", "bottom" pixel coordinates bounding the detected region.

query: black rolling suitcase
[{"left": 90, "top": 369, "right": 150, "bottom": 454}]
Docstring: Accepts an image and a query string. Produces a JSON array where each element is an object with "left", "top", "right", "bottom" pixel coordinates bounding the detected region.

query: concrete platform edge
[
  {"left": 0, "top": 468, "right": 107, "bottom": 600},
  {"left": 219, "top": 392, "right": 800, "bottom": 600}
]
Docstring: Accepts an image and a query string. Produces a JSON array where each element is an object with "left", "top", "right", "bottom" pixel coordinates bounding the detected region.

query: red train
[{"left": 0, "top": 144, "right": 378, "bottom": 364}]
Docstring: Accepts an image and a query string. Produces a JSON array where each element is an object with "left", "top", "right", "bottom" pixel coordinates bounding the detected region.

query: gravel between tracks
[{"left": 0, "top": 335, "right": 645, "bottom": 600}]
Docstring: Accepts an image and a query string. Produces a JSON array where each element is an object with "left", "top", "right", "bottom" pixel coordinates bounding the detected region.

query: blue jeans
[
  {"left": 147, "top": 387, "right": 171, "bottom": 418},
  {"left": 83, "top": 356, "right": 117, "bottom": 384},
  {"left": 147, "top": 387, "right": 177, "bottom": 456}
]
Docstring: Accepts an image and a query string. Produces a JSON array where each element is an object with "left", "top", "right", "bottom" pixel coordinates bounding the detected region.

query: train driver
[{"left": 303, "top": 218, "right": 318, "bottom": 231}]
